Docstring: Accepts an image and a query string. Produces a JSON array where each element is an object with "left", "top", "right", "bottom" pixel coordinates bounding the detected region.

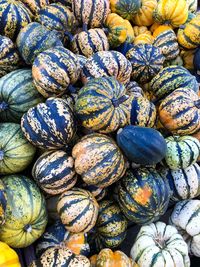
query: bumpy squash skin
[
  {"left": 0, "top": 69, "right": 44, "bottom": 123},
  {"left": 0, "top": 180, "right": 7, "bottom": 225},
  {"left": 0, "top": 175, "right": 47, "bottom": 248},
  {"left": 72, "top": 134, "right": 126, "bottom": 188},
  {"left": 0, "top": 241, "right": 21, "bottom": 267},
  {"left": 116, "top": 168, "right": 171, "bottom": 224},
  {"left": 132, "top": 0, "right": 157, "bottom": 26},
  {"left": 57, "top": 188, "right": 99, "bottom": 233},
  {"left": 20, "top": 0, "right": 49, "bottom": 15},
  {"left": 110, "top": 0, "right": 141, "bottom": 20}
]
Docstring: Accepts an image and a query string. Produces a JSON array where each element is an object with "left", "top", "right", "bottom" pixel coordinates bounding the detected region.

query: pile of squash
[{"left": 1, "top": 0, "right": 200, "bottom": 266}]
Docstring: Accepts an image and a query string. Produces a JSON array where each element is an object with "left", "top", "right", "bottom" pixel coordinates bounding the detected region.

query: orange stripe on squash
[{"left": 134, "top": 185, "right": 152, "bottom": 205}]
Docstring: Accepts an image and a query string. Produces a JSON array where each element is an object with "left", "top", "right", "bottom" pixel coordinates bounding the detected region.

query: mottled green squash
[{"left": 110, "top": 0, "right": 141, "bottom": 20}]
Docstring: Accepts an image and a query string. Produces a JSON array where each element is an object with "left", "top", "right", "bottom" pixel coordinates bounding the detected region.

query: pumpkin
[
  {"left": 150, "top": 66, "right": 199, "bottom": 101},
  {"left": 89, "top": 200, "right": 127, "bottom": 251},
  {"left": 21, "top": 97, "right": 76, "bottom": 149},
  {"left": 129, "top": 96, "right": 157, "bottom": 127},
  {"left": 32, "top": 46, "right": 80, "bottom": 98},
  {"left": 132, "top": 25, "right": 150, "bottom": 36},
  {"left": 116, "top": 167, "right": 171, "bottom": 224},
  {"left": 72, "top": 133, "right": 126, "bottom": 187},
  {"left": 0, "top": 0, "right": 32, "bottom": 40},
  {"left": 0, "top": 35, "right": 20, "bottom": 78},
  {"left": 36, "top": 220, "right": 90, "bottom": 257},
  {"left": 158, "top": 88, "right": 200, "bottom": 135},
  {"left": 16, "top": 22, "right": 63, "bottom": 65},
  {"left": 0, "top": 175, "right": 47, "bottom": 248},
  {"left": 186, "top": 0, "right": 197, "bottom": 13},
  {"left": 169, "top": 199, "right": 200, "bottom": 257},
  {"left": 126, "top": 44, "right": 165, "bottom": 84},
  {"left": 81, "top": 50, "right": 132, "bottom": 85},
  {"left": 32, "top": 150, "right": 77, "bottom": 195},
  {"left": 153, "top": 29, "right": 180, "bottom": 61},
  {"left": 75, "top": 77, "right": 131, "bottom": 133},
  {"left": 164, "top": 135, "right": 200, "bottom": 170},
  {"left": 0, "top": 241, "right": 21, "bottom": 267},
  {"left": 177, "top": 16, "right": 200, "bottom": 49},
  {"left": 0, "top": 69, "right": 44, "bottom": 123},
  {"left": 130, "top": 221, "right": 190, "bottom": 267},
  {"left": 71, "top": 28, "right": 109, "bottom": 58},
  {"left": 117, "top": 125, "right": 167, "bottom": 165},
  {"left": 0, "top": 123, "right": 36, "bottom": 174},
  {"left": 110, "top": 0, "right": 141, "bottom": 20},
  {"left": 134, "top": 33, "right": 154, "bottom": 45},
  {"left": 132, "top": 0, "right": 157, "bottom": 26},
  {"left": 152, "top": 25, "right": 173, "bottom": 38},
  {"left": 80, "top": 183, "right": 107, "bottom": 201},
  {"left": 72, "top": 0, "right": 110, "bottom": 28},
  {"left": 57, "top": 188, "right": 99, "bottom": 233},
  {"left": 20, "top": 0, "right": 49, "bottom": 15},
  {"left": 126, "top": 81, "right": 144, "bottom": 97},
  {"left": 0, "top": 180, "right": 7, "bottom": 225},
  {"left": 163, "top": 163, "right": 200, "bottom": 201},
  {"left": 153, "top": 0, "right": 188, "bottom": 28}
]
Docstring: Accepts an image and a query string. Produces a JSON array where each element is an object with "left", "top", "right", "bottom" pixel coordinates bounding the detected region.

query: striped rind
[
  {"left": 81, "top": 50, "right": 132, "bottom": 85},
  {"left": 57, "top": 188, "right": 99, "bottom": 233},
  {"left": 110, "top": 0, "right": 140, "bottom": 20},
  {"left": 72, "top": 133, "right": 126, "bottom": 188},
  {"left": 20, "top": 0, "right": 49, "bottom": 15},
  {"left": 32, "top": 150, "right": 77, "bottom": 195},
  {"left": 21, "top": 97, "right": 76, "bottom": 149},
  {"left": 0, "top": 69, "right": 44, "bottom": 122}
]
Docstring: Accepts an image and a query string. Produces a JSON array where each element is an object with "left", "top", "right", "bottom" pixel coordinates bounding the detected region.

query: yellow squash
[
  {"left": 134, "top": 33, "right": 154, "bottom": 44},
  {"left": 132, "top": 0, "right": 157, "bottom": 26},
  {"left": 0, "top": 242, "right": 21, "bottom": 267}
]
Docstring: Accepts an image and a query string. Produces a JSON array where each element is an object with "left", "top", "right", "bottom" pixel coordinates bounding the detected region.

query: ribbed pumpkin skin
[
  {"left": 187, "top": 0, "right": 197, "bottom": 13},
  {"left": 116, "top": 168, "right": 171, "bottom": 224},
  {"left": 0, "top": 69, "right": 44, "bottom": 123},
  {"left": 129, "top": 96, "right": 156, "bottom": 128},
  {"left": 36, "top": 220, "right": 90, "bottom": 257},
  {"left": 126, "top": 44, "right": 165, "bottom": 84},
  {"left": 82, "top": 51, "right": 132, "bottom": 85},
  {"left": 16, "top": 22, "right": 63, "bottom": 65},
  {"left": 117, "top": 126, "right": 167, "bottom": 165},
  {"left": 0, "top": 180, "right": 6, "bottom": 225},
  {"left": 71, "top": 29, "right": 109, "bottom": 58},
  {"left": 177, "top": 16, "right": 200, "bottom": 49},
  {"left": 90, "top": 200, "right": 128, "bottom": 250},
  {"left": 0, "top": 175, "right": 47, "bottom": 248},
  {"left": 0, "top": 123, "right": 36, "bottom": 175},
  {"left": 72, "top": 0, "right": 110, "bottom": 28},
  {"left": 57, "top": 188, "right": 99, "bottom": 233},
  {"left": 75, "top": 77, "right": 131, "bottom": 133},
  {"left": 0, "top": 35, "right": 20, "bottom": 78},
  {"left": 133, "top": 25, "right": 149, "bottom": 36},
  {"left": 32, "top": 46, "right": 80, "bottom": 98},
  {"left": 21, "top": 98, "right": 76, "bottom": 149},
  {"left": 164, "top": 136, "right": 200, "bottom": 170},
  {"left": 110, "top": 0, "right": 141, "bottom": 20},
  {"left": 126, "top": 81, "right": 144, "bottom": 97},
  {"left": 164, "top": 163, "right": 200, "bottom": 201},
  {"left": 153, "top": 30, "right": 180, "bottom": 61},
  {"left": 0, "top": 242, "right": 21, "bottom": 267},
  {"left": 153, "top": 0, "right": 188, "bottom": 27},
  {"left": 21, "top": 0, "right": 49, "bottom": 15},
  {"left": 132, "top": 0, "right": 157, "bottom": 26},
  {"left": 158, "top": 88, "right": 200, "bottom": 135},
  {"left": 134, "top": 33, "right": 154, "bottom": 45},
  {"left": 32, "top": 150, "right": 77, "bottom": 195},
  {"left": 72, "top": 134, "right": 126, "bottom": 187},
  {"left": 131, "top": 221, "right": 190, "bottom": 267},
  {"left": 0, "top": 0, "right": 32, "bottom": 40},
  {"left": 150, "top": 66, "right": 199, "bottom": 101}
]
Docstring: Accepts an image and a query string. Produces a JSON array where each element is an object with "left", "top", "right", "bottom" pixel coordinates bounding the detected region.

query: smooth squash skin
[
  {"left": 0, "top": 241, "right": 21, "bottom": 267},
  {"left": 132, "top": 0, "right": 157, "bottom": 26},
  {"left": 110, "top": 0, "right": 141, "bottom": 20}
]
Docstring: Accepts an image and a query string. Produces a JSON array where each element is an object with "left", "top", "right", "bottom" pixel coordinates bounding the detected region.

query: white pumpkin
[
  {"left": 130, "top": 221, "right": 190, "bottom": 267},
  {"left": 169, "top": 199, "right": 200, "bottom": 257}
]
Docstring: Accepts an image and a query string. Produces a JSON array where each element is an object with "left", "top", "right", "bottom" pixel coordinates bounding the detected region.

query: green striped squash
[
  {"left": 20, "top": 0, "right": 49, "bottom": 15},
  {"left": 16, "top": 22, "right": 63, "bottom": 65},
  {"left": 75, "top": 77, "right": 131, "bottom": 133},
  {"left": 150, "top": 66, "right": 199, "bottom": 101},
  {"left": 72, "top": 134, "right": 126, "bottom": 188},
  {"left": 0, "top": 35, "right": 20, "bottom": 78},
  {"left": 32, "top": 150, "right": 77, "bottom": 195},
  {"left": 0, "top": 123, "right": 36, "bottom": 175},
  {"left": 126, "top": 81, "right": 144, "bottom": 97},
  {"left": 72, "top": 0, "right": 110, "bottom": 28},
  {"left": 0, "top": 0, "right": 32, "bottom": 40},
  {"left": 32, "top": 46, "right": 80, "bottom": 98},
  {"left": 116, "top": 168, "right": 171, "bottom": 224},
  {"left": 0, "top": 180, "right": 7, "bottom": 225},
  {"left": 153, "top": 29, "right": 180, "bottom": 61},
  {"left": 0, "top": 175, "right": 47, "bottom": 248},
  {"left": 187, "top": 0, "right": 197, "bottom": 13},
  {"left": 89, "top": 200, "right": 127, "bottom": 252},
  {"left": 126, "top": 44, "right": 165, "bottom": 84},
  {"left": 21, "top": 97, "right": 76, "bottom": 149},
  {"left": 164, "top": 136, "right": 200, "bottom": 170},
  {"left": 71, "top": 28, "right": 109, "bottom": 58},
  {"left": 81, "top": 51, "right": 132, "bottom": 85},
  {"left": 57, "top": 188, "right": 99, "bottom": 233},
  {"left": 0, "top": 69, "right": 44, "bottom": 122},
  {"left": 110, "top": 0, "right": 141, "bottom": 20}
]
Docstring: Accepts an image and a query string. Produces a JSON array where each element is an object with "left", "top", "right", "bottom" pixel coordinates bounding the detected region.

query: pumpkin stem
[
  {"left": 64, "top": 31, "right": 74, "bottom": 42},
  {"left": 82, "top": 24, "right": 88, "bottom": 32},
  {"left": 24, "top": 224, "right": 32, "bottom": 233},
  {"left": 0, "top": 151, "right": 4, "bottom": 160},
  {"left": 112, "top": 95, "right": 129, "bottom": 107},
  {"left": 194, "top": 100, "right": 200, "bottom": 109},
  {"left": 0, "top": 101, "right": 8, "bottom": 112}
]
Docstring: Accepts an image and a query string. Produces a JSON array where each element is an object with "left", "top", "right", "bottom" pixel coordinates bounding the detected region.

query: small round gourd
[
  {"left": 0, "top": 242, "right": 21, "bottom": 267},
  {"left": 132, "top": 0, "right": 157, "bottom": 26},
  {"left": 57, "top": 188, "right": 99, "bottom": 233},
  {"left": 20, "top": 0, "right": 49, "bottom": 15},
  {"left": 110, "top": 0, "right": 141, "bottom": 20},
  {"left": 72, "top": 134, "right": 126, "bottom": 188}
]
